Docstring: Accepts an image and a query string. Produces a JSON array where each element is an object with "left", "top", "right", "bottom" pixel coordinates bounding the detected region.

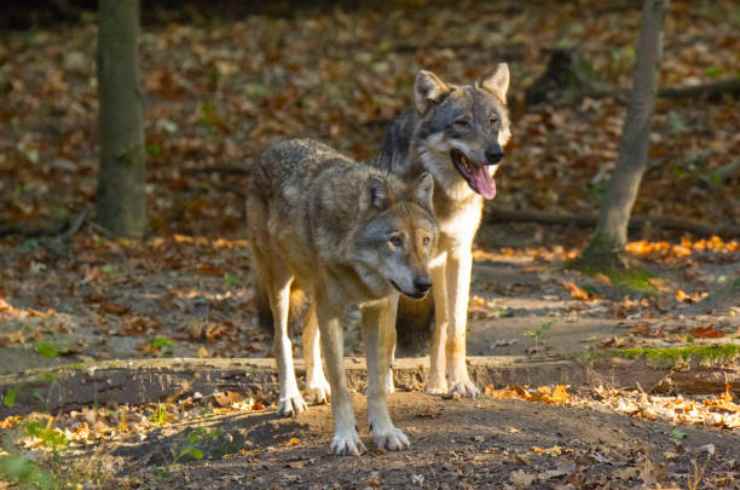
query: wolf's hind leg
[
  {"left": 303, "top": 302, "right": 330, "bottom": 404},
  {"left": 364, "top": 296, "right": 409, "bottom": 451},
  {"left": 268, "top": 265, "right": 306, "bottom": 417}
]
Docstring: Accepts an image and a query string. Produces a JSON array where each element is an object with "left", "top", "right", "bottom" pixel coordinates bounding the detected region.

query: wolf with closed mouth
[
  {"left": 376, "top": 63, "right": 511, "bottom": 397},
  {"left": 246, "top": 138, "right": 438, "bottom": 455}
]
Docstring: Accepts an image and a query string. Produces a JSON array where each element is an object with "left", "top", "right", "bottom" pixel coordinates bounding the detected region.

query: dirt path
[{"left": 95, "top": 393, "right": 737, "bottom": 489}]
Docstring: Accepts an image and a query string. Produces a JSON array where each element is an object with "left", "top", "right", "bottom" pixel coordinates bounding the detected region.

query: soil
[{"left": 96, "top": 393, "right": 740, "bottom": 489}]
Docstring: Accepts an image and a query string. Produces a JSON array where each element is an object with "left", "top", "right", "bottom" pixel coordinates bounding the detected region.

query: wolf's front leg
[
  {"left": 271, "top": 275, "right": 307, "bottom": 416},
  {"left": 317, "top": 293, "right": 365, "bottom": 456},
  {"left": 363, "top": 296, "right": 409, "bottom": 451},
  {"left": 445, "top": 250, "right": 479, "bottom": 398},
  {"left": 426, "top": 259, "right": 449, "bottom": 394}
]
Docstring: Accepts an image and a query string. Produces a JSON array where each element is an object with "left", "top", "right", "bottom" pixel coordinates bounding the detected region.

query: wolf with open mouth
[{"left": 376, "top": 64, "right": 511, "bottom": 397}]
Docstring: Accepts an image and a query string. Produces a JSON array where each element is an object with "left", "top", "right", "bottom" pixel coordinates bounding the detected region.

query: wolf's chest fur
[{"left": 433, "top": 189, "right": 482, "bottom": 250}]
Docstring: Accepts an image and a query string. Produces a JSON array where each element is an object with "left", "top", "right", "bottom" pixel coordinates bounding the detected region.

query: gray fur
[
  {"left": 247, "top": 138, "right": 439, "bottom": 454},
  {"left": 374, "top": 64, "right": 512, "bottom": 397}
]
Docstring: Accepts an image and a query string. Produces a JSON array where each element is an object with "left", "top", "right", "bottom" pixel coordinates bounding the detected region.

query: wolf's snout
[
  {"left": 413, "top": 276, "right": 432, "bottom": 294},
  {"left": 485, "top": 146, "right": 504, "bottom": 165}
]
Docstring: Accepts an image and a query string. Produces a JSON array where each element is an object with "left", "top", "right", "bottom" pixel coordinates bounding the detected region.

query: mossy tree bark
[
  {"left": 95, "top": 0, "right": 147, "bottom": 238},
  {"left": 577, "top": 0, "right": 668, "bottom": 270}
]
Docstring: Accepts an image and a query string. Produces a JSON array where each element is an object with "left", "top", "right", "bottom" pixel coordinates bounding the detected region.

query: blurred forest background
[
  {"left": 1, "top": 0, "right": 737, "bottom": 239},
  {"left": 1, "top": 1, "right": 739, "bottom": 488}
]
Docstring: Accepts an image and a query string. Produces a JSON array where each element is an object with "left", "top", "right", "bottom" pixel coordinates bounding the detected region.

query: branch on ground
[{"left": 487, "top": 208, "right": 740, "bottom": 238}]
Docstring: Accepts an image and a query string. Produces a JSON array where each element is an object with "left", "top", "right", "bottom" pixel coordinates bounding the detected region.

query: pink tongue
[{"left": 471, "top": 166, "right": 496, "bottom": 199}]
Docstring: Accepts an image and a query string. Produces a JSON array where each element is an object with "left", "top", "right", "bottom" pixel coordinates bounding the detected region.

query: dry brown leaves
[
  {"left": 484, "top": 384, "right": 739, "bottom": 431},
  {"left": 561, "top": 281, "right": 593, "bottom": 301},
  {"left": 485, "top": 384, "right": 571, "bottom": 405},
  {"left": 627, "top": 237, "right": 738, "bottom": 263}
]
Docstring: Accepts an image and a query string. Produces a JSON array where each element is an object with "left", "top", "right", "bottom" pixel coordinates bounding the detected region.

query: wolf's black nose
[
  {"left": 485, "top": 147, "right": 504, "bottom": 165},
  {"left": 414, "top": 277, "right": 432, "bottom": 293}
]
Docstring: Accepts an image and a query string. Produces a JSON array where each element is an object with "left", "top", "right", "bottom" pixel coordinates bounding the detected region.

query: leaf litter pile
[{"left": 1, "top": 0, "right": 739, "bottom": 488}]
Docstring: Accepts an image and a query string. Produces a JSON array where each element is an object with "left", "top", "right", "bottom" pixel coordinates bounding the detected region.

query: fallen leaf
[
  {"left": 213, "top": 391, "right": 242, "bottom": 407},
  {"left": 510, "top": 469, "right": 536, "bottom": 488},
  {"left": 689, "top": 325, "right": 725, "bottom": 338},
  {"left": 531, "top": 445, "right": 562, "bottom": 456},
  {"left": 100, "top": 302, "right": 130, "bottom": 315},
  {"left": 562, "top": 281, "right": 591, "bottom": 301}
]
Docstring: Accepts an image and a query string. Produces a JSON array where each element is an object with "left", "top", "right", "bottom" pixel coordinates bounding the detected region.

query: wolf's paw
[
  {"left": 277, "top": 394, "right": 307, "bottom": 417},
  {"left": 448, "top": 379, "right": 480, "bottom": 399},
  {"left": 330, "top": 428, "right": 366, "bottom": 456},
  {"left": 425, "top": 376, "right": 448, "bottom": 395},
  {"left": 371, "top": 426, "right": 410, "bottom": 451},
  {"left": 306, "top": 378, "right": 331, "bottom": 405}
]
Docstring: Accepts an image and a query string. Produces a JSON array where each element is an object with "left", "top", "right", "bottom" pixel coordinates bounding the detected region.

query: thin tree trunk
[
  {"left": 96, "top": 0, "right": 147, "bottom": 238},
  {"left": 579, "top": 0, "right": 668, "bottom": 267}
]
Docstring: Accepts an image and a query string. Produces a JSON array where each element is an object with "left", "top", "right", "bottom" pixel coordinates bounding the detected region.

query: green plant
[
  {"left": 24, "top": 421, "right": 68, "bottom": 450},
  {"left": 3, "top": 388, "right": 17, "bottom": 408},
  {"left": 149, "top": 337, "right": 175, "bottom": 356},
  {"left": 150, "top": 404, "right": 168, "bottom": 426},
  {"left": 671, "top": 427, "right": 687, "bottom": 441},
  {"left": 173, "top": 427, "right": 223, "bottom": 464},
  {"left": 0, "top": 454, "right": 56, "bottom": 490},
  {"left": 223, "top": 272, "right": 239, "bottom": 287},
  {"left": 524, "top": 321, "right": 554, "bottom": 348},
  {"left": 34, "top": 341, "right": 60, "bottom": 359}
]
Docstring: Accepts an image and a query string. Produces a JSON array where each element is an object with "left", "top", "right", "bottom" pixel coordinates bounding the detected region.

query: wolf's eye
[
  {"left": 489, "top": 116, "right": 499, "bottom": 126},
  {"left": 422, "top": 236, "right": 431, "bottom": 247},
  {"left": 389, "top": 236, "right": 403, "bottom": 248},
  {"left": 453, "top": 119, "right": 470, "bottom": 129}
]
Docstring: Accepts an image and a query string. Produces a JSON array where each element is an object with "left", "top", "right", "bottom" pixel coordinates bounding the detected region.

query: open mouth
[
  {"left": 390, "top": 280, "right": 427, "bottom": 299},
  {"left": 450, "top": 149, "right": 497, "bottom": 199}
]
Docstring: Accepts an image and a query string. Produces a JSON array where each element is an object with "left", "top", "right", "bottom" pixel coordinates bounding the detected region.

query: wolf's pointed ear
[
  {"left": 479, "top": 63, "right": 510, "bottom": 102},
  {"left": 414, "top": 172, "right": 434, "bottom": 212},
  {"left": 368, "top": 176, "right": 389, "bottom": 210},
  {"left": 415, "top": 70, "right": 449, "bottom": 114}
]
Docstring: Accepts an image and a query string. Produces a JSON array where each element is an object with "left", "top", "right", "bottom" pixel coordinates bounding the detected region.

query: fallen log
[
  {"left": 0, "top": 356, "right": 736, "bottom": 418},
  {"left": 526, "top": 48, "right": 740, "bottom": 107},
  {"left": 487, "top": 207, "right": 740, "bottom": 238}
]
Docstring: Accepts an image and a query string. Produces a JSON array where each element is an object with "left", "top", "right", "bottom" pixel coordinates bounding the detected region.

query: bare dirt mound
[{"left": 119, "top": 393, "right": 738, "bottom": 489}]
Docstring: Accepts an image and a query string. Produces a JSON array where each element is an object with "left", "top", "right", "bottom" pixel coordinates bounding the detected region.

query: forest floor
[
  {"left": 1, "top": 0, "right": 739, "bottom": 488},
  {"left": 0, "top": 223, "right": 738, "bottom": 489}
]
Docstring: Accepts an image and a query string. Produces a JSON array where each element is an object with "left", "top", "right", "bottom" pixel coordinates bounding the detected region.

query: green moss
[
  {"left": 611, "top": 344, "right": 740, "bottom": 367},
  {"left": 568, "top": 260, "right": 658, "bottom": 296},
  {"left": 607, "top": 268, "right": 658, "bottom": 295}
]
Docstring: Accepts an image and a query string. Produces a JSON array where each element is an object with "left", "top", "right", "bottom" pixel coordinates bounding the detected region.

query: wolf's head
[
  {"left": 352, "top": 172, "right": 438, "bottom": 300},
  {"left": 412, "top": 64, "right": 511, "bottom": 200}
]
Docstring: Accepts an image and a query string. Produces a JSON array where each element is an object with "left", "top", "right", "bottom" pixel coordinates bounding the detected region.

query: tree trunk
[
  {"left": 96, "top": 0, "right": 147, "bottom": 238},
  {"left": 578, "top": 0, "right": 668, "bottom": 268}
]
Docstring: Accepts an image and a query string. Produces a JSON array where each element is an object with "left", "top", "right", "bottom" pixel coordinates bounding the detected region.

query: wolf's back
[{"left": 374, "top": 110, "right": 417, "bottom": 178}]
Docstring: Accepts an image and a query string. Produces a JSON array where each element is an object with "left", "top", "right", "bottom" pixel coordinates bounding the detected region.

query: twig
[
  {"left": 183, "top": 166, "right": 250, "bottom": 176},
  {"left": 0, "top": 208, "right": 91, "bottom": 240},
  {"left": 59, "top": 207, "right": 90, "bottom": 240},
  {"left": 582, "top": 78, "right": 740, "bottom": 102}
]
